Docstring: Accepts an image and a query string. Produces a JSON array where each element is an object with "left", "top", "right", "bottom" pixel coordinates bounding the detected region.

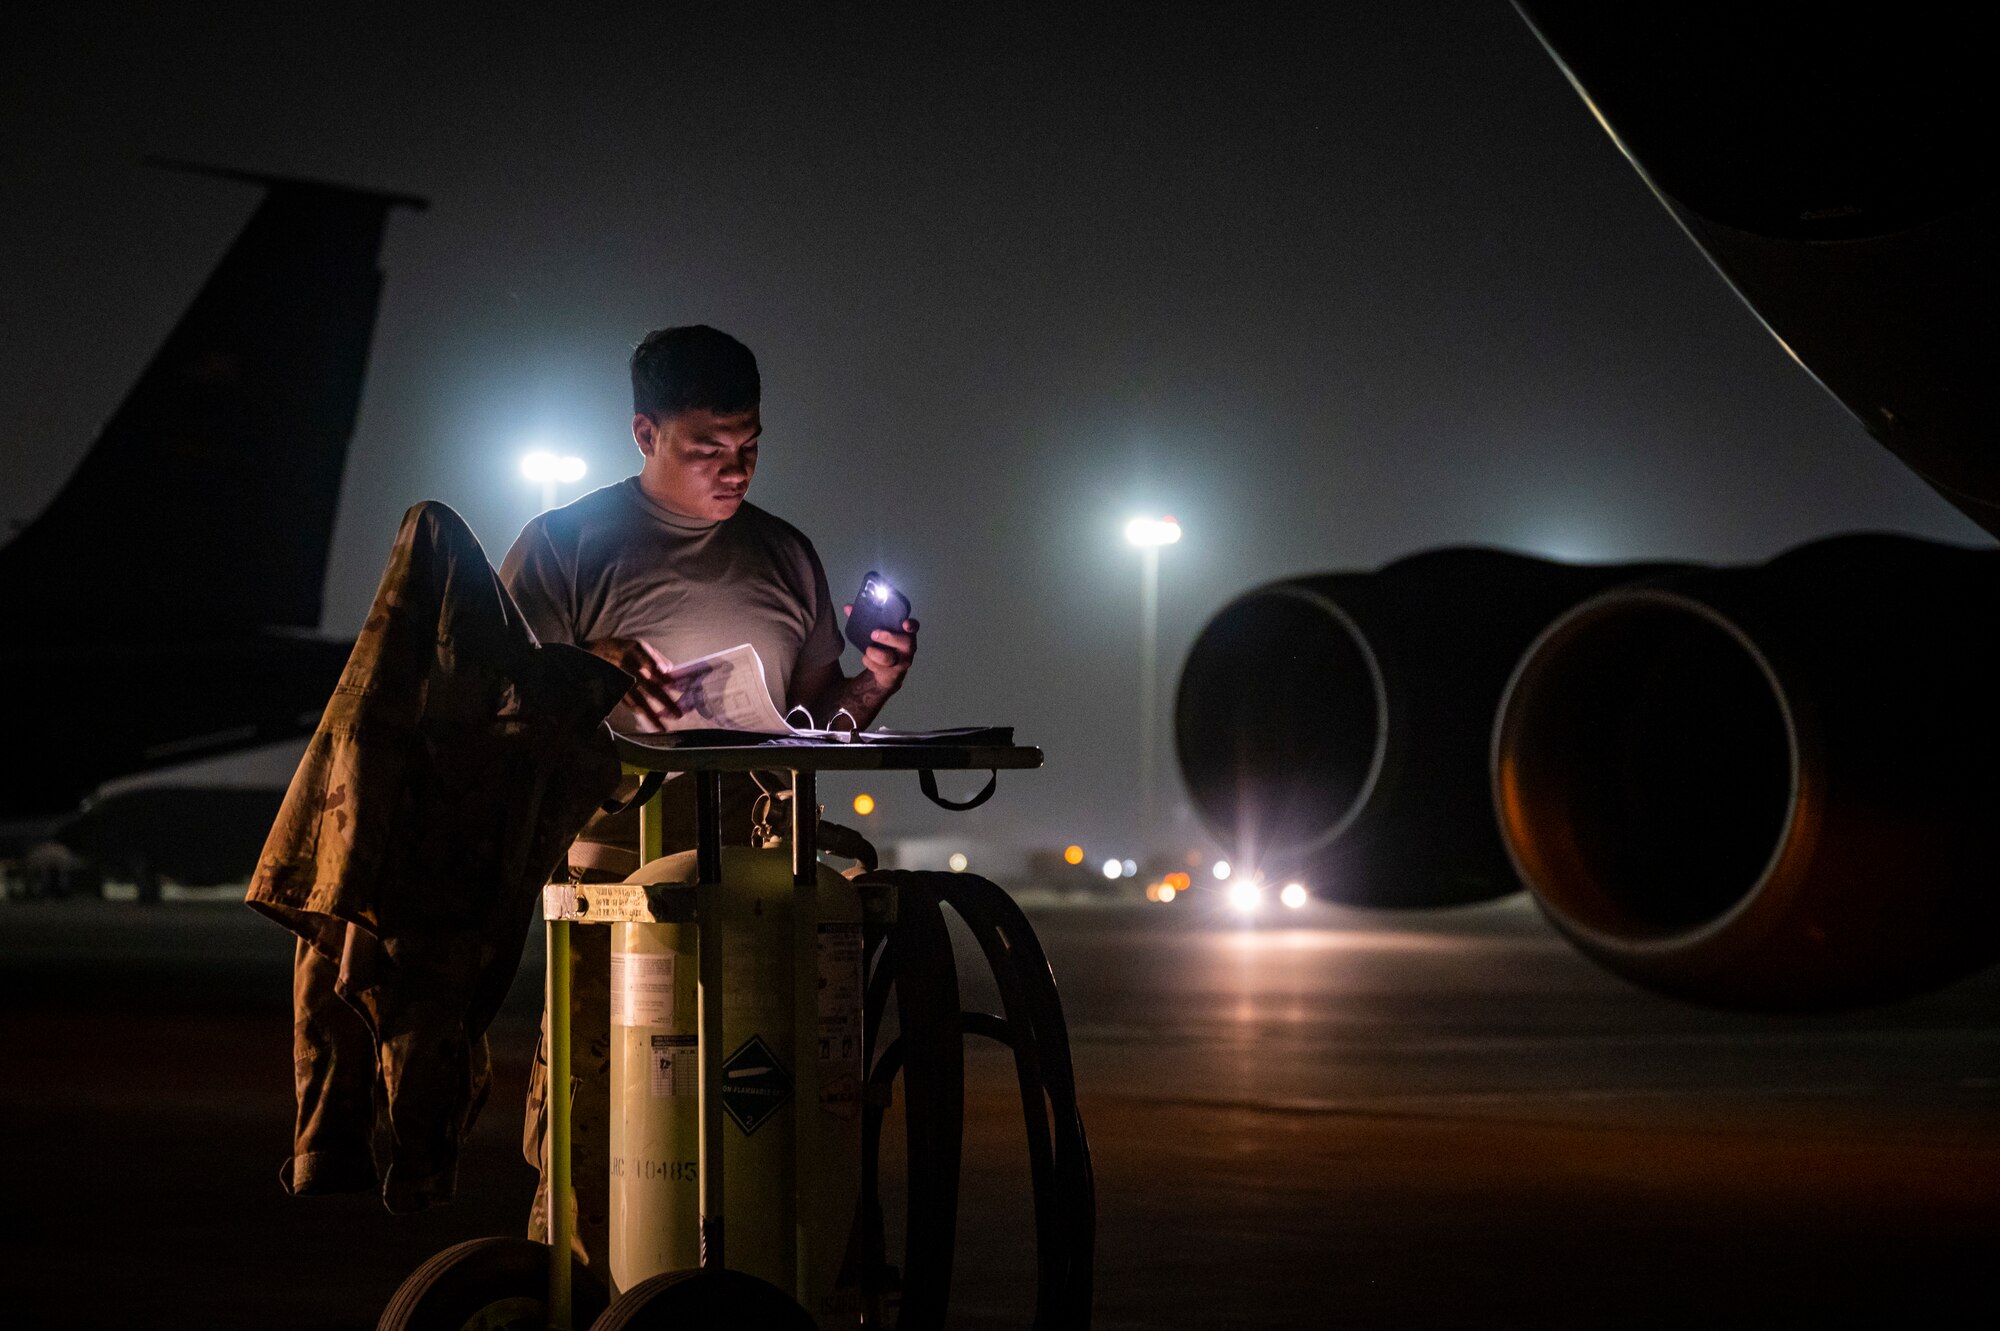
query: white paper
[{"left": 653, "top": 643, "right": 853, "bottom": 739}]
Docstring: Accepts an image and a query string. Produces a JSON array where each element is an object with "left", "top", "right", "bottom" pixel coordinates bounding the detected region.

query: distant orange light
[
  {"left": 1145, "top": 882, "right": 1163, "bottom": 902},
  {"left": 853, "top": 793, "right": 875, "bottom": 816},
  {"left": 1166, "top": 872, "right": 1191, "bottom": 890},
  {"left": 1063, "top": 844, "right": 1084, "bottom": 866}
]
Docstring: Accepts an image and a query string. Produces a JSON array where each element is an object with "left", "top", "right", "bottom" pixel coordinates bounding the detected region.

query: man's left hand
[{"left": 846, "top": 605, "right": 919, "bottom": 695}]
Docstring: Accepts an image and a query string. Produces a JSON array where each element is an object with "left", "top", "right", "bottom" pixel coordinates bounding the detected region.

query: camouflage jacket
[{"left": 246, "top": 500, "right": 628, "bottom": 1212}]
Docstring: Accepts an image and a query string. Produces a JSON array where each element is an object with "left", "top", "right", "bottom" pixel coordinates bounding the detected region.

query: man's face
[{"left": 634, "top": 406, "right": 761, "bottom": 521}]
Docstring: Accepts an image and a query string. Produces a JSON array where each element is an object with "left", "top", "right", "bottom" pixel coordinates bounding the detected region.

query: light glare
[
  {"left": 1064, "top": 844, "right": 1085, "bottom": 866},
  {"left": 1124, "top": 515, "right": 1183, "bottom": 548},
  {"left": 1211, "top": 860, "right": 1232, "bottom": 881},
  {"left": 521, "top": 450, "right": 587, "bottom": 484},
  {"left": 1102, "top": 858, "right": 1122, "bottom": 880},
  {"left": 1121, "top": 858, "right": 1138, "bottom": 878},
  {"left": 947, "top": 852, "right": 968, "bottom": 873},
  {"left": 852, "top": 793, "right": 875, "bottom": 816},
  {"left": 1280, "top": 882, "right": 1308, "bottom": 909},
  {"left": 1227, "top": 880, "right": 1263, "bottom": 915}
]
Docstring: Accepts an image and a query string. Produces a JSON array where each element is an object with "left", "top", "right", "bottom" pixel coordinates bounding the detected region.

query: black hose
[
  {"left": 940, "top": 874, "right": 1095, "bottom": 1329},
  {"left": 855, "top": 871, "right": 1095, "bottom": 1331},
  {"left": 882, "top": 878, "right": 962, "bottom": 1331},
  {"left": 961, "top": 1011, "right": 1017, "bottom": 1048}
]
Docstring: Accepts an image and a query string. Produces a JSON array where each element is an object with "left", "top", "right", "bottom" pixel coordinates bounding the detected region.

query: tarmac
[{"left": 3, "top": 890, "right": 1995, "bottom": 1328}]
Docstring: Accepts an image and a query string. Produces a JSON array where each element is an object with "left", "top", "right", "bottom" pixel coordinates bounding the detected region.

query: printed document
[{"left": 656, "top": 643, "right": 852, "bottom": 739}]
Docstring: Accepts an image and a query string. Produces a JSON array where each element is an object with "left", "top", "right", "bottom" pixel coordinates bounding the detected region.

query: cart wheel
[
  {"left": 588, "top": 1268, "right": 817, "bottom": 1330},
  {"left": 376, "top": 1236, "right": 608, "bottom": 1331}
]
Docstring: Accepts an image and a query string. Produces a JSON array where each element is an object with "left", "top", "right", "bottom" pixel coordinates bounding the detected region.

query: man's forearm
[{"left": 818, "top": 668, "right": 896, "bottom": 731}]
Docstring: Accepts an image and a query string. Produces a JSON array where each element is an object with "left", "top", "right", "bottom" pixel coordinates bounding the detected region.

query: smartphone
[{"left": 846, "top": 571, "right": 912, "bottom": 663}]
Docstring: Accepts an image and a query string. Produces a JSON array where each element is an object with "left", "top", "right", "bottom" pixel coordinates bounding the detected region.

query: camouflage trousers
[{"left": 523, "top": 909, "right": 616, "bottom": 1269}]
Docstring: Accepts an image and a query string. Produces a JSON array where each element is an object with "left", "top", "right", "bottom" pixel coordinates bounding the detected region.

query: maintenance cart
[{"left": 377, "top": 732, "right": 1094, "bottom": 1330}]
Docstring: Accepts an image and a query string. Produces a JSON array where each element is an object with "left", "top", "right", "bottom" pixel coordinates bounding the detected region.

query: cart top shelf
[{"left": 612, "top": 730, "right": 1044, "bottom": 774}]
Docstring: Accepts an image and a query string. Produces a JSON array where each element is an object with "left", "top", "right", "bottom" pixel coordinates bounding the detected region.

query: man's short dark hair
[{"left": 630, "top": 325, "right": 760, "bottom": 419}]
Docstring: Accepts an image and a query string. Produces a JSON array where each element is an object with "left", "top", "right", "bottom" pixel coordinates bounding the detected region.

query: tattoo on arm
[{"left": 826, "top": 669, "right": 893, "bottom": 730}]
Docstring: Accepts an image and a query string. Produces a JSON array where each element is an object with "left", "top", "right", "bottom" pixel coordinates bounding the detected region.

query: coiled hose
[{"left": 852, "top": 871, "right": 1095, "bottom": 1330}]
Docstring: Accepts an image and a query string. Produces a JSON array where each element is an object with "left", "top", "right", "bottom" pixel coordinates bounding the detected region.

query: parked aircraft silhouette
[{"left": 0, "top": 163, "right": 424, "bottom": 827}]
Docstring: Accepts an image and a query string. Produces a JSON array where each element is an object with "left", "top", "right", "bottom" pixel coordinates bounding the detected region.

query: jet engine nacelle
[
  {"left": 1493, "top": 534, "right": 2000, "bottom": 1009},
  {"left": 1515, "top": 3, "right": 2000, "bottom": 535},
  {"left": 1174, "top": 548, "right": 1687, "bottom": 908}
]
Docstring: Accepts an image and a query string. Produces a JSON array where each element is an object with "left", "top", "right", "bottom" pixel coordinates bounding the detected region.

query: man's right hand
[{"left": 585, "top": 637, "right": 683, "bottom": 729}]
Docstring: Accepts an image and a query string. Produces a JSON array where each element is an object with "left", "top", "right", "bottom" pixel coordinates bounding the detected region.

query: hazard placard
[{"left": 719, "top": 1034, "right": 794, "bottom": 1135}]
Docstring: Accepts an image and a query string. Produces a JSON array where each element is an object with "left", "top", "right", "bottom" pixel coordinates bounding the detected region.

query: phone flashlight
[{"left": 846, "top": 571, "right": 912, "bottom": 662}]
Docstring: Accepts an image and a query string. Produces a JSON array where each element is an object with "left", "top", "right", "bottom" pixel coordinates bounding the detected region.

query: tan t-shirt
[
  {"left": 499, "top": 478, "right": 845, "bottom": 858},
  {"left": 500, "top": 477, "right": 843, "bottom": 726}
]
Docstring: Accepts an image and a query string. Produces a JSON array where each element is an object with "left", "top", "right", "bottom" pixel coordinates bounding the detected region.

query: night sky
[{"left": 2, "top": 3, "right": 1984, "bottom": 852}]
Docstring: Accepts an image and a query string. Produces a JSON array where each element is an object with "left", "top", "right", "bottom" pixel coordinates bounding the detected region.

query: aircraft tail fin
[{"left": 0, "top": 164, "right": 425, "bottom": 635}]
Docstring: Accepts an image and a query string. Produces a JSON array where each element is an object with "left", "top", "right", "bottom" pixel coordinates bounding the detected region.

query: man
[
  {"left": 500, "top": 323, "right": 918, "bottom": 871},
  {"left": 499, "top": 324, "right": 918, "bottom": 1262}
]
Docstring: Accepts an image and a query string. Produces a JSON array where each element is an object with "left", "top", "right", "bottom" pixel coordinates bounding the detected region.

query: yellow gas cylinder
[{"left": 608, "top": 845, "right": 865, "bottom": 1327}]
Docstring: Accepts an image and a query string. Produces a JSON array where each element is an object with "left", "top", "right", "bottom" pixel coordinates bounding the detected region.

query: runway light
[
  {"left": 1121, "top": 858, "right": 1138, "bottom": 878},
  {"left": 1124, "top": 515, "right": 1183, "bottom": 548},
  {"left": 948, "top": 852, "right": 968, "bottom": 873},
  {"left": 1064, "top": 844, "right": 1084, "bottom": 866},
  {"left": 521, "top": 450, "right": 588, "bottom": 484},
  {"left": 852, "top": 793, "right": 875, "bottom": 816},
  {"left": 1158, "top": 883, "right": 1177, "bottom": 902},
  {"left": 1103, "top": 858, "right": 1123, "bottom": 879},
  {"left": 1211, "top": 860, "right": 1232, "bottom": 881},
  {"left": 1280, "top": 882, "right": 1309, "bottom": 909},
  {"left": 1228, "top": 880, "right": 1264, "bottom": 915}
]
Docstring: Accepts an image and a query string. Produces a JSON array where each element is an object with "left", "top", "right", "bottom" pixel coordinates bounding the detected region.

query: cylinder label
[
  {"left": 611, "top": 950, "right": 677, "bottom": 1027},
  {"left": 818, "top": 923, "right": 864, "bottom": 1117},
  {"left": 648, "top": 1033, "right": 697, "bottom": 1098}
]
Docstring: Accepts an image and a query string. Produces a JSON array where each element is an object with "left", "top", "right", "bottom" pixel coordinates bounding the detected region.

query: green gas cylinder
[{"left": 608, "top": 845, "right": 865, "bottom": 1327}]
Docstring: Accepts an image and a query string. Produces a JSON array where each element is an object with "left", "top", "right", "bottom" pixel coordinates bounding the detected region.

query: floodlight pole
[{"left": 1137, "top": 543, "right": 1160, "bottom": 851}]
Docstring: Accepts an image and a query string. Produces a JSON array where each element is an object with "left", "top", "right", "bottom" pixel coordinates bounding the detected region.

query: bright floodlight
[
  {"left": 1124, "top": 515, "right": 1183, "bottom": 548},
  {"left": 1280, "top": 882, "right": 1309, "bottom": 910},
  {"left": 948, "top": 852, "right": 968, "bottom": 873},
  {"left": 1227, "top": 880, "right": 1263, "bottom": 915},
  {"left": 1102, "top": 858, "right": 1123, "bottom": 880},
  {"left": 1211, "top": 859, "right": 1232, "bottom": 881},
  {"left": 521, "top": 450, "right": 587, "bottom": 484}
]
